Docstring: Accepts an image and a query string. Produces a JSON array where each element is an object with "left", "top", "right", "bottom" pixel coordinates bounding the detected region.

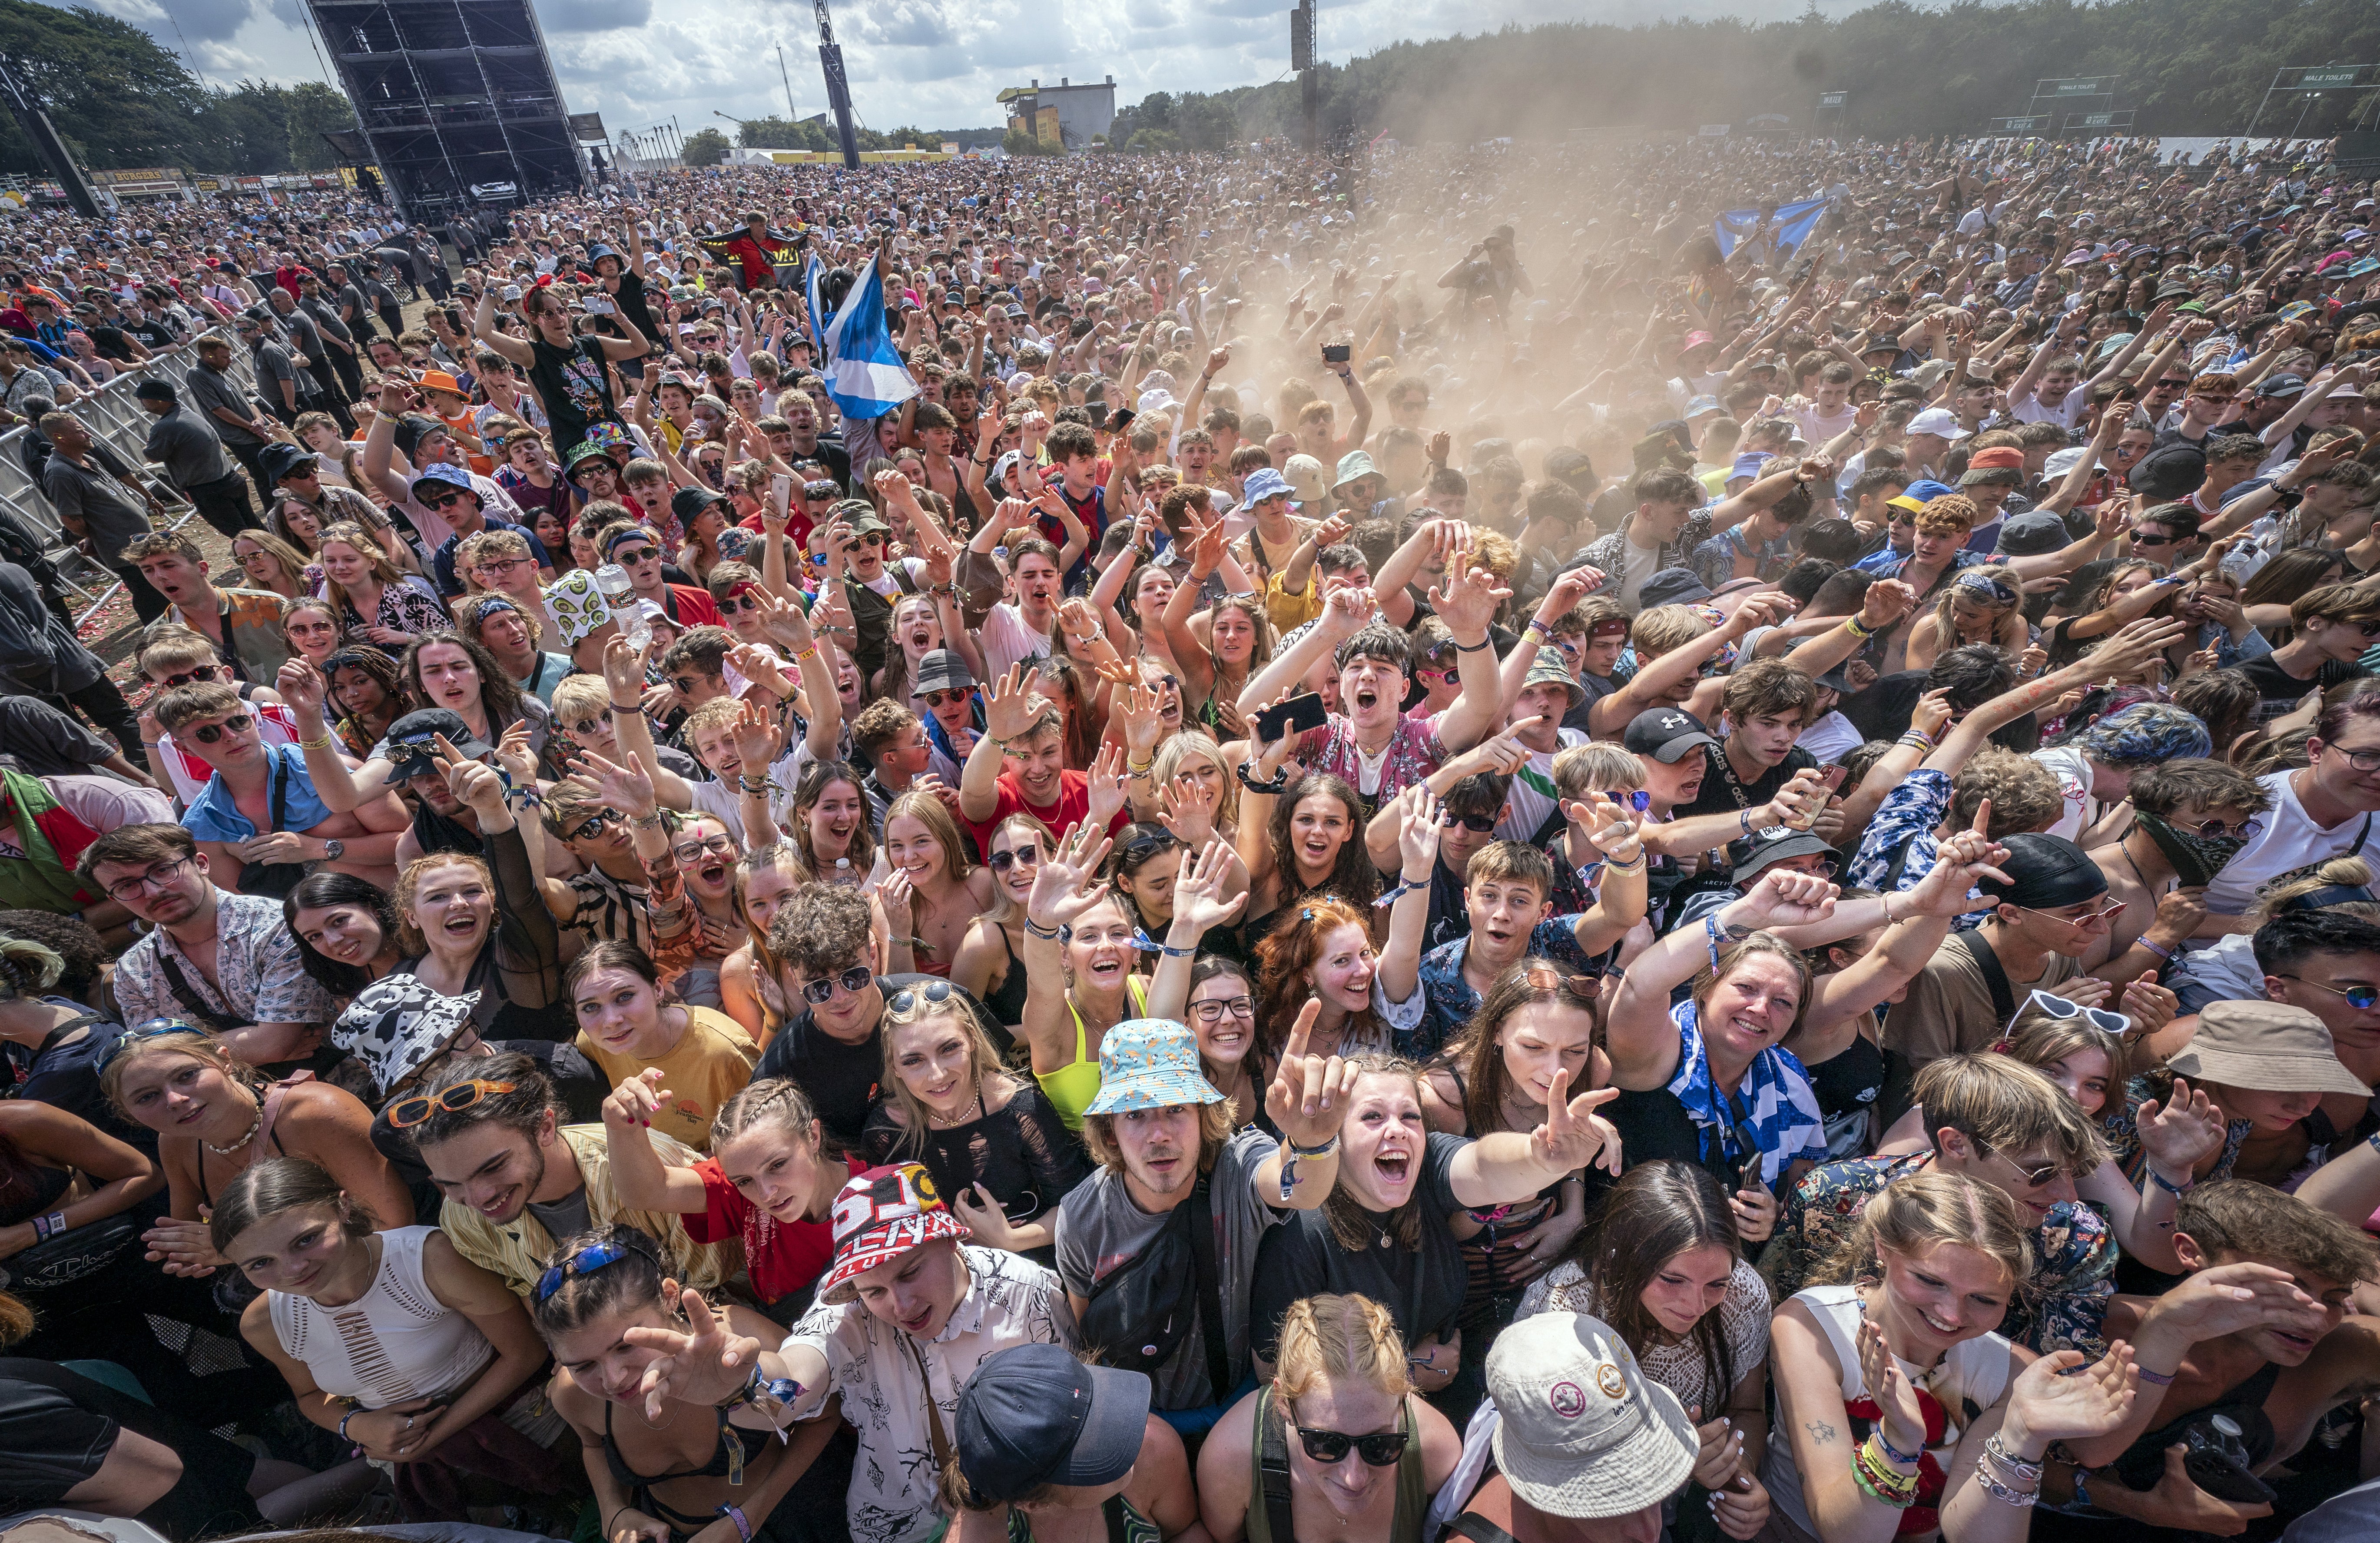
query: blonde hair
[
  {"left": 0, "top": 935, "right": 65, "bottom": 999},
  {"left": 102, "top": 1028, "right": 257, "bottom": 1123},
  {"left": 551, "top": 672, "right": 610, "bottom": 725},
  {"left": 709, "top": 1076, "right": 824, "bottom": 1157},
  {"left": 1551, "top": 741, "right": 1644, "bottom": 802},
  {"left": 2250, "top": 855, "right": 2380, "bottom": 924},
  {"left": 1910, "top": 1054, "right": 2112, "bottom": 1172},
  {"left": 1151, "top": 730, "right": 1240, "bottom": 837},
  {"left": 878, "top": 994, "right": 1016, "bottom": 1161},
  {"left": 1273, "top": 1292, "right": 1414, "bottom": 1411},
  {"left": 318, "top": 519, "right": 407, "bottom": 622},
  {"left": 1809, "top": 1169, "right": 2035, "bottom": 1297},
  {"left": 1631, "top": 604, "right": 1712, "bottom": 663},
  {"left": 1999, "top": 1010, "right": 2130, "bottom": 1102},
  {"left": 137, "top": 623, "right": 219, "bottom": 677}
]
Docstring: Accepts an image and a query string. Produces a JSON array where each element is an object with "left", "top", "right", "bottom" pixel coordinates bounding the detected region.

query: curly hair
[
  {"left": 1254, "top": 896, "right": 1387, "bottom": 1066},
  {"left": 1949, "top": 747, "right": 2064, "bottom": 837}
]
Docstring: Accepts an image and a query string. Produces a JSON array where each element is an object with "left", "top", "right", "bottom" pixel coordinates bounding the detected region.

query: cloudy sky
[{"left": 60, "top": 0, "right": 1847, "bottom": 139}]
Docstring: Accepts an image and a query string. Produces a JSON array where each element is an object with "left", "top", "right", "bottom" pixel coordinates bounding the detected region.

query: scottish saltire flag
[
  {"left": 806, "top": 255, "right": 918, "bottom": 421},
  {"left": 1712, "top": 197, "right": 1830, "bottom": 259}
]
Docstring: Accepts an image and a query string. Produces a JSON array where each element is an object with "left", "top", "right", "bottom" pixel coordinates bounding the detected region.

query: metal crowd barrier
[{"left": 0, "top": 341, "right": 262, "bottom": 630}]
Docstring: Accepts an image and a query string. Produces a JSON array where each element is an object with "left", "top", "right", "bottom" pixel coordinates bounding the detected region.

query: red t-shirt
[
  {"left": 661, "top": 583, "right": 720, "bottom": 629},
  {"left": 683, "top": 1152, "right": 867, "bottom": 1304},
  {"left": 965, "top": 769, "right": 1128, "bottom": 857}
]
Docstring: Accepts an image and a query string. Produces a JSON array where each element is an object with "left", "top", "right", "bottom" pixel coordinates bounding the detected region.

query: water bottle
[
  {"left": 594, "top": 562, "right": 650, "bottom": 651},
  {"left": 831, "top": 857, "right": 859, "bottom": 887}
]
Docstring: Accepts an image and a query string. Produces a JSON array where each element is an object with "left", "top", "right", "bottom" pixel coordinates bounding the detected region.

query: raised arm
[
  {"left": 600, "top": 1070, "right": 713, "bottom": 1211},
  {"left": 1604, "top": 870, "right": 1841, "bottom": 1087},
  {"left": 472, "top": 290, "right": 536, "bottom": 369},
  {"left": 1429, "top": 561, "right": 1514, "bottom": 754},
  {"left": 1375, "top": 785, "right": 1443, "bottom": 1006}
]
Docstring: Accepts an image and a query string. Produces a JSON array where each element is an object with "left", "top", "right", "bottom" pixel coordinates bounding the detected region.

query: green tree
[
  {"left": 736, "top": 115, "right": 805, "bottom": 148},
  {"left": 282, "top": 82, "right": 356, "bottom": 172},
  {"left": 1126, "top": 127, "right": 1181, "bottom": 153},
  {"left": 681, "top": 127, "right": 731, "bottom": 166}
]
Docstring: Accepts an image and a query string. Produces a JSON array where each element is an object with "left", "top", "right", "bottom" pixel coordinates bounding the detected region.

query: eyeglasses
[
  {"left": 189, "top": 713, "right": 255, "bottom": 744},
  {"left": 671, "top": 833, "right": 737, "bottom": 863},
  {"left": 156, "top": 663, "right": 221, "bottom": 688},
  {"left": 567, "top": 809, "right": 623, "bottom": 842},
  {"left": 533, "top": 1238, "right": 640, "bottom": 1304},
  {"left": 1189, "top": 994, "right": 1255, "bottom": 1024},
  {"left": 2325, "top": 746, "right": 2380, "bottom": 773},
  {"left": 565, "top": 710, "right": 614, "bottom": 737},
  {"left": 1974, "top": 1139, "right": 2070, "bottom": 1190},
  {"left": 1293, "top": 1421, "right": 1409, "bottom": 1467},
  {"left": 474, "top": 557, "right": 529, "bottom": 577},
  {"left": 1442, "top": 810, "right": 1498, "bottom": 833},
  {"left": 2277, "top": 974, "right": 2380, "bottom": 1011},
  {"left": 802, "top": 963, "right": 875, "bottom": 1004},
  {"left": 386, "top": 1078, "right": 517, "bottom": 1130},
  {"left": 887, "top": 979, "right": 958, "bottom": 1016},
  {"left": 986, "top": 845, "right": 1041, "bottom": 873},
  {"left": 424, "top": 490, "right": 470, "bottom": 508}
]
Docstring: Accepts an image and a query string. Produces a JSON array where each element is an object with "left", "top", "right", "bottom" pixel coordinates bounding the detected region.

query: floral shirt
[
  {"left": 2104, "top": 1075, "right": 2251, "bottom": 1186},
  {"left": 341, "top": 575, "right": 450, "bottom": 643},
  {"left": 786, "top": 1245, "right": 1077, "bottom": 1543},
  {"left": 113, "top": 889, "right": 337, "bottom": 1032},
  {"left": 1290, "top": 713, "right": 1449, "bottom": 821},
  {"left": 1413, "top": 919, "right": 1594, "bottom": 1059},
  {"left": 1761, "top": 1151, "right": 2116, "bottom": 1356}
]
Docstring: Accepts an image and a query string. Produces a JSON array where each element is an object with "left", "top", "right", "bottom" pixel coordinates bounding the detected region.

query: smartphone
[
  {"left": 1321, "top": 343, "right": 1351, "bottom": 363},
  {"left": 1253, "top": 692, "right": 1329, "bottom": 744},
  {"left": 772, "top": 473, "right": 793, "bottom": 515},
  {"left": 1820, "top": 765, "right": 1848, "bottom": 795},
  {"left": 587, "top": 294, "right": 615, "bottom": 315}
]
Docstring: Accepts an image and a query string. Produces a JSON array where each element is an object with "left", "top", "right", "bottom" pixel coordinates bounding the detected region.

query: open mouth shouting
[{"left": 1372, "top": 1143, "right": 1414, "bottom": 1192}]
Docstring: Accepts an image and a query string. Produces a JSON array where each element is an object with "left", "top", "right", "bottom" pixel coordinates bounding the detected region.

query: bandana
[
  {"left": 1663, "top": 1000, "right": 1826, "bottom": 1187},
  {"left": 2133, "top": 812, "right": 2250, "bottom": 889}
]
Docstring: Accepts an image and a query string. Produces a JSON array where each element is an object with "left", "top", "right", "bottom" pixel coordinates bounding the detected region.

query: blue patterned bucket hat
[{"left": 1084, "top": 1019, "right": 1225, "bottom": 1115}]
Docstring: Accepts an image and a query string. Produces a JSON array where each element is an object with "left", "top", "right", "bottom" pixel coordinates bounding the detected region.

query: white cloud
[{"left": 42, "top": 0, "right": 1870, "bottom": 138}]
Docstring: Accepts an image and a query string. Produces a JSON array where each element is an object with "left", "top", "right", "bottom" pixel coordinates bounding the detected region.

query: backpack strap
[
  {"left": 1188, "top": 1169, "right": 1231, "bottom": 1404},
  {"left": 1953, "top": 926, "right": 2017, "bottom": 1029},
  {"left": 1448, "top": 1516, "right": 1521, "bottom": 1543},
  {"left": 1254, "top": 1386, "right": 1296, "bottom": 1543}
]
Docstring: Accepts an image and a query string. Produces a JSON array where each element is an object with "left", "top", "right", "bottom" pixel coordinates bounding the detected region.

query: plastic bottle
[{"left": 594, "top": 562, "right": 650, "bottom": 651}]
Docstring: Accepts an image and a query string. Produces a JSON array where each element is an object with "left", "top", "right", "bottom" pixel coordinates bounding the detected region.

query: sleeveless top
[
  {"left": 269, "top": 1226, "right": 494, "bottom": 1409},
  {"left": 0, "top": 1159, "right": 70, "bottom": 1226},
  {"left": 603, "top": 1399, "right": 777, "bottom": 1536},
  {"left": 1246, "top": 1384, "right": 1424, "bottom": 1543},
  {"left": 1760, "top": 1283, "right": 2013, "bottom": 1540},
  {"left": 982, "top": 925, "right": 1030, "bottom": 1034},
  {"left": 1005, "top": 1495, "right": 1160, "bottom": 1543},
  {"left": 198, "top": 1072, "right": 311, "bottom": 1207},
  {"left": 1036, "top": 976, "right": 1147, "bottom": 1132}
]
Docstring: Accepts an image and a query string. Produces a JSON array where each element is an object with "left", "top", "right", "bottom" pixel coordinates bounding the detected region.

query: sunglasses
[
  {"left": 2018, "top": 899, "right": 2125, "bottom": 927},
  {"left": 986, "top": 845, "right": 1041, "bottom": 873},
  {"left": 719, "top": 594, "right": 763, "bottom": 613},
  {"left": 802, "top": 963, "right": 875, "bottom": 1004},
  {"left": 189, "top": 713, "right": 255, "bottom": 744},
  {"left": 386, "top": 1078, "right": 517, "bottom": 1130},
  {"left": 2277, "top": 974, "right": 2380, "bottom": 1011},
  {"left": 614, "top": 546, "right": 659, "bottom": 564},
  {"left": 2128, "top": 529, "right": 2176, "bottom": 547},
  {"left": 671, "top": 833, "right": 737, "bottom": 864},
  {"left": 922, "top": 688, "right": 974, "bottom": 708},
  {"left": 1120, "top": 830, "right": 1179, "bottom": 864},
  {"left": 100, "top": 857, "right": 194, "bottom": 903},
  {"left": 1294, "top": 1422, "right": 1409, "bottom": 1467},
  {"left": 1442, "top": 810, "right": 1498, "bottom": 833},
  {"left": 1519, "top": 963, "right": 1604, "bottom": 1000},
  {"left": 1189, "top": 994, "right": 1255, "bottom": 1024},
  {"left": 424, "top": 490, "right": 470, "bottom": 508},
  {"left": 98, "top": 1017, "right": 202, "bottom": 1067},
  {"left": 1415, "top": 667, "right": 1458, "bottom": 688},
  {"left": 1975, "top": 1139, "right": 2069, "bottom": 1190},
  {"left": 156, "top": 663, "right": 221, "bottom": 687},
  {"left": 565, "top": 710, "right": 615, "bottom": 737},
  {"left": 2021, "top": 989, "right": 2131, "bottom": 1036},
  {"left": 568, "top": 809, "right": 624, "bottom": 842},
  {"left": 533, "top": 1238, "right": 640, "bottom": 1304},
  {"left": 2169, "top": 815, "right": 2262, "bottom": 840},
  {"left": 887, "top": 979, "right": 958, "bottom": 1015}
]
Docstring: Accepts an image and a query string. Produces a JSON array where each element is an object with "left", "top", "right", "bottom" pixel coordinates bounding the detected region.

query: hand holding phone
[{"left": 1253, "top": 692, "right": 1329, "bottom": 745}]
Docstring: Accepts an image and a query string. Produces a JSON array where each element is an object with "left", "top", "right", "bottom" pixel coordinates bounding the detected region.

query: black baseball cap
[
  {"left": 1727, "top": 826, "right": 1839, "bottom": 887},
  {"left": 954, "top": 1344, "right": 1150, "bottom": 1506},
  {"left": 1976, "top": 833, "right": 2108, "bottom": 910},
  {"left": 381, "top": 708, "right": 492, "bottom": 782},
  {"left": 1624, "top": 708, "right": 1719, "bottom": 764}
]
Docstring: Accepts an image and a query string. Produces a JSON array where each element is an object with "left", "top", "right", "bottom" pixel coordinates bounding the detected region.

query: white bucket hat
[{"left": 1488, "top": 1312, "right": 1697, "bottom": 1520}]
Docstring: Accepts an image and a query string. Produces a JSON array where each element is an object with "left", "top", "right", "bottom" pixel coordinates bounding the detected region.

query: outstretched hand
[{"left": 625, "top": 1287, "right": 762, "bottom": 1422}]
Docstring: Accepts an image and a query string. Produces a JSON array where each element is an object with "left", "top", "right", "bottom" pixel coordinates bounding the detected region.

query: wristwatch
[{"left": 321, "top": 839, "right": 345, "bottom": 861}]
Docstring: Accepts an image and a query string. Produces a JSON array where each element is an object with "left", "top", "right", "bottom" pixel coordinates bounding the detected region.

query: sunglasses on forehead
[{"left": 386, "top": 1078, "right": 515, "bottom": 1130}]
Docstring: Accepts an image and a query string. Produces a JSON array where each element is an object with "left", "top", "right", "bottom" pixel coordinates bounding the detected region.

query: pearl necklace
[{"left": 928, "top": 1086, "right": 984, "bottom": 1129}]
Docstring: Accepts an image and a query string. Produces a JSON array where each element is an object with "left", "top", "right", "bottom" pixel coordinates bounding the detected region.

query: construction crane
[{"left": 814, "top": 0, "right": 861, "bottom": 170}]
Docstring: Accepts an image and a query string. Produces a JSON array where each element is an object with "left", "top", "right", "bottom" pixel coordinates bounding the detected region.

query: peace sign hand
[
  {"left": 626, "top": 1287, "right": 762, "bottom": 1422},
  {"left": 1266, "top": 997, "right": 1360, "bottom": 1150},
  {"left": 1528, "top": 1065, "right": 1624, "bottom": 1177}
]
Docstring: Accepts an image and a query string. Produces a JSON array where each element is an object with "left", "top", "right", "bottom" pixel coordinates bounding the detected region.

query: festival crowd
[{"left": 0, "top": 124, "right": 2377, "bottom": 1543}]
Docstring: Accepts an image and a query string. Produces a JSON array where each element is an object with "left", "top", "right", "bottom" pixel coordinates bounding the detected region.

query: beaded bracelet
[
  {"left": 298, "top": 732, "right": 335, "bottom": 750},
  {"left": 1851, "top": 1436, "right": 1918, "bottom": 1508}
]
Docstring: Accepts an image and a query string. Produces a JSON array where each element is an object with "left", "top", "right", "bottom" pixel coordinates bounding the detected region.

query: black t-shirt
[
  {"left": 1249, "top": 1131, "right": 1470, "bottom": 1362},
  {"left": 1677, "top": 742, "right": 1819, "bottom": 821},
  {"left": 84, "top": 324, "right": 137, "bottom": 363},
  {"left": 526, "top": 334, "right": 619, "bottom": 456},
  {"left": 613, "top": 269, "right": 660, "bottom": 354},
  {"left": 8, "top": 1010, "right": 149, "bottom": 1153},
  {"left": 1843, "top": 670, "right": 2040, "bottom": 754},
  {"left": 2236, "top": 653, "right": 2367, "bottom": 722},
  {"left": 754, "top": 996, "right": 893, "bottom": 1147},
  {"left": 127, "top": 318, "right": 177, "bottom": 351}
]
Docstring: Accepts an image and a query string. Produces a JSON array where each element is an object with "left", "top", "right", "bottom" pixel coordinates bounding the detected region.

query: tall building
[
  {"left": 305, "top": 0, "right": 582, "bottom": 219},
  {"left": 998, "top": 76, "right": 1116, "bottom": 149}
]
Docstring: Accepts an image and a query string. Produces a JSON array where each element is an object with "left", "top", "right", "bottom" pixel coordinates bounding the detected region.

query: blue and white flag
[
  {"left": 806, "top": 255, "right": 917, "bottom": 421},
  {"left": 1712, "top": 197, "right": 1830, "bottom": 259}
]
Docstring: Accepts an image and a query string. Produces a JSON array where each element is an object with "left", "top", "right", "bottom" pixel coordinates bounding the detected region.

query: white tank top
[
  {"left": 270, "top": 1225, "right": 494, "bottom": 1410},
  {"left": 1761, "top": 1282, "right": 2014, "bottom": 1538}
]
